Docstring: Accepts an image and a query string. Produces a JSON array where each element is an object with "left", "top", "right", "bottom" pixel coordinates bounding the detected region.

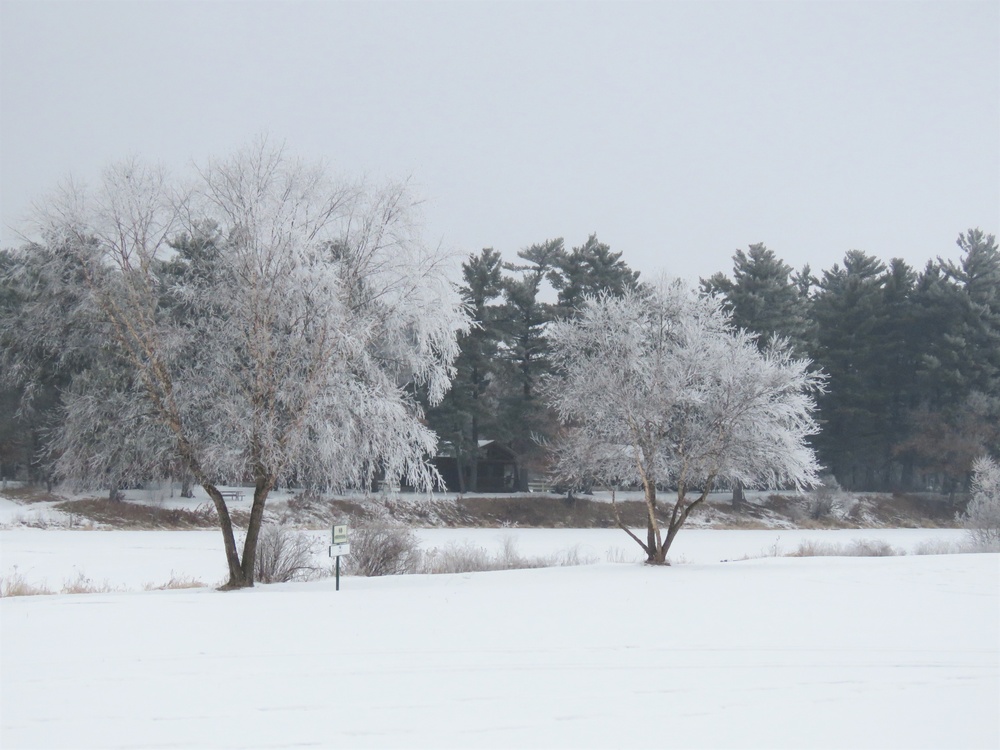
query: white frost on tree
[
  {"left": 17, "top": 141, "right": 468, "bottom": 588},
  {"left": 546, "top": 278, "right": 824, "bottom": 564},
  {"left": 964, "top": 456, "right": 1000, "bottom": 550}
]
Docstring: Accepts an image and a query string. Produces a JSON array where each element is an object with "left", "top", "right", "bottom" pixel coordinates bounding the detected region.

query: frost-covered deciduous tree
[
  {"left": 546, "top": 279, "right": 824, "bottom": 564},
  {"left": 12, "top": 142, "right": 467, "bottom": 588},
  {"left": 964, "top": 456, "right": 1000, "bottom": 550}
]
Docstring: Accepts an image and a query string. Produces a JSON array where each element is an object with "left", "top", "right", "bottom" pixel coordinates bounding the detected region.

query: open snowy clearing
[{"left": 1, "top": 530, "right": 998, "bottom": 749}]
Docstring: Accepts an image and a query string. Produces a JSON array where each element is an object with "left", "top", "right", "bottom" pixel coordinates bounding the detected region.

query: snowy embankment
[{"left": 1, "top": 529, "right": 998, "bottom": 749}]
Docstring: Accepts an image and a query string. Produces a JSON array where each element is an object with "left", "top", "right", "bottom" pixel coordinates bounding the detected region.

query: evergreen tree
[
  {"left": 0, "top": 248, "right": 24, "bottom": 481},
  {"left": 870, "top": 258, "right": 922, "bottom": 487},
  {"left": 494, "top": 243, "right": 559, "bottom": 488},
  {"left": 700, "top": 243, "right": 813, "bottom": 355},
  {"left": 942, "top": 229, "right": 1000, "bottom": 395},
  {"left": 425, "top": 248, "right": 505, "bottom": 492},
  {"left": 551, "top": 234, "right": 641, "bottom": 316},
  {"left": 0, "top": 242, "right": 103, "bottom": 488},
  {"left": 701, "top": 244, "right": 815, "bottom": 502},
  {"left": 898, "top": 230, "right": 1000, "bottom": 491},
  {"left": 811, "top": 251, "right": 890, "bottom": 488}
]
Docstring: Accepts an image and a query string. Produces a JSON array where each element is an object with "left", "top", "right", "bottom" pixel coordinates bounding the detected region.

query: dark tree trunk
[
  {"left": 643, "top": 480, "right": 665, "bottom": 564},
  {"left": 239, "top": 472, "right": 276, "bottom": 585},
  {"left": 203, "top": 483, "right": 249, "bottom": 588},
  {"left": 469, "top": 415, "right": 479, "bottom": 493},
  {"left": 455, "top": 447, "right": 466, "bottom": 494},
  {"left": 731, "top": 480, "right": 745, "bottom": 508}
]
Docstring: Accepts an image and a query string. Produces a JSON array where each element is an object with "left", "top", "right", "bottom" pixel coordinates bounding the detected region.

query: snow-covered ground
[
  {"left": 0, "top": 526, "right": 974, "bottom": 590},
  {"left": 1, "top": 528, "right": 998, "bottom": 749}
]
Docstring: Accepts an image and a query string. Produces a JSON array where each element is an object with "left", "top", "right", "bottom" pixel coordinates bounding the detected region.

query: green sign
[{"left": 333, "top": 524, "right": 349, "bottom": 544}]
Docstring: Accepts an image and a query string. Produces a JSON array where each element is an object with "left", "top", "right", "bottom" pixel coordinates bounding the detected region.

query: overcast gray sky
[{"left": 1, "top": 0, "right": 997, "bottom": 283}]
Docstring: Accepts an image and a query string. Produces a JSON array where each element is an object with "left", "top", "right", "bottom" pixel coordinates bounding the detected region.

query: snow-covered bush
[
  {"left": 346, "top": 522, "right": 422, "bottom": 577},
  {"left": 963, "top": 456, "right": 1000, "bottom": 551},
  {"left": 421, "top": 542, "right": 494, "bottom": 575},
  {"left": 419, "top": 538, "right": 596, "bottom": 574},
  {"left": 253, "top": 524, "right": 321, "bottom": 583},
  {"left": 788, "top": 539, "right": 902, "bottom": 557}
]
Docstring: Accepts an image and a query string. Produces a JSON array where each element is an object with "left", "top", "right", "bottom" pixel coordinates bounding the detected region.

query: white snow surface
[
  {"left": 0, "top": 526, "right": 976, "bottom": 590},
  {"left": 1, "top": 529, "right": 998, "bottom": 749}
]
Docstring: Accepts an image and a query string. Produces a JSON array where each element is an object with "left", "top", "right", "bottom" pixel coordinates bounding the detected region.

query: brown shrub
[{"left": 52, "top": 497, "right": 245, "bottom": 530}]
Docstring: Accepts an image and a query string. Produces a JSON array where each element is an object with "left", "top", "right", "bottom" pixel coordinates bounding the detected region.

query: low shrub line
[
  {"left": 0, "top": 569, "right": 207, "bottom": 598},
  {"left": 727, "top": 535, "right": 994, "bottom": 561},
  {"left": 345, "top": 522, "right": 598, "bottom": 577}
]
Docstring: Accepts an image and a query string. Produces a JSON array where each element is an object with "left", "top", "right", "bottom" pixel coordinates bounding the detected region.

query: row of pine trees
[{"left": 425, "top": 229, "right": 999, "bottom": 494}]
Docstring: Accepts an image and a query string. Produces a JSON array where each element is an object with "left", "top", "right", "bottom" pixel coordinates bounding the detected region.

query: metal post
[{"left": 336, "top": 554, "right": 340, "bottom": 591}]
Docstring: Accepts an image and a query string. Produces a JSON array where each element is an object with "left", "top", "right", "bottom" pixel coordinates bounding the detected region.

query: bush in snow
[
  {"left": 347, "top": 527, "right": 598, "bottom": 577},
  {"left": 346, "top": 522, "right": 422, "bottom": 577},
  {"left": 0, "top": 570, "right": 54, "bottom": 597},
  {"left": 253, "top": 524, "right": 321, "bottom": 584},
  {"left": 420, "top": 538, "right": 597, "bottom": 574},
  {"left": 788, "top": 539, "right": 903, "bottom": 557},
  {"left": 963, "top": 456, "right": 1000, "bottom": 551}
]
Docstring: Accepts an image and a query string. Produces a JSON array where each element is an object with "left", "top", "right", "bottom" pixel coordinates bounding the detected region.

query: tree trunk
[
  {"left": 469, "top": 456, "right": 479, "bottom": 494},
  {"left": 203, "top": 483, "right": 249, "bottom": 588},
  {"left": 643, "top": 479, "right": 665, "bottom": 564},
  {"left": 731, "top": 480, "right": 745, "bottom": 508},
  {"left": 455, "top": 447, "right": 466, "bottom": 494},
  {"left": 662, "top": 521, "right": 682, "bottom": 560},
  {"left": 469, "top": 415, "right": 479, "bottom": 493},
  {"left": 181, "top": 475, "right": 193, "bottom": 498},
  {"left": 239, "top": 473, "right": 275, "bottom": 585}
]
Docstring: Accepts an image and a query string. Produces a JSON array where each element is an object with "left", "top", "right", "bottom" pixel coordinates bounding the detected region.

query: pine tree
[
  {"left": 870, "top": 258, "right": 922, "bottom": 487},
  {"left": 425, "top": 248, "right": 505, "bottom": 492},
  {"left": 701, "top": 244, "right": 816, "bottom": 502},
  {"left": 700, "top": 243, "right": 813, "bottom": 355},
  {"left": 551, "top": 234, "right": 640, "bottom": 316},
  {"left": 494, "top": 244, "right": 558, "bottom": 488},
  {"left": 811, "top": 251, "right": 889, "bottom": 488},
  {"left": 898, "top": 231, "right": 1000, "bottom": 492},
  {"left": 943, "top": 229, "right": 1000, "bottom": 394}
]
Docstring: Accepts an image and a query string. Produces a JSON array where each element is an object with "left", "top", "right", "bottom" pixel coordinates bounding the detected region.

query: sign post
[{"left": 329, "top": 524, "right": 350, "bottom": 591}]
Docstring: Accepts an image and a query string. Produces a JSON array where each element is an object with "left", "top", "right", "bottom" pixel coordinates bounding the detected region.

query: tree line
[
  {"left": 0, "top": 167, "right": 996, "bottom": 499},
  {"left": 423, "top": 229, "right": 998, "bottom": 495}
]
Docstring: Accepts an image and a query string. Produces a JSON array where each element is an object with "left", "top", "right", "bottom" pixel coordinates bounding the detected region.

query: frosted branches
[
  {"left": 9, "top": 142, "right": 468, "bottom": 587},
  {"left": 546, "top": 278, "right": 825, "bottom": 562}
]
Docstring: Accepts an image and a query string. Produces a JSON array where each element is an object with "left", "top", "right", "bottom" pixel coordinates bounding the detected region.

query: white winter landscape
[{"left": 1, "top": 516, "right": 998, "bottom": 750}]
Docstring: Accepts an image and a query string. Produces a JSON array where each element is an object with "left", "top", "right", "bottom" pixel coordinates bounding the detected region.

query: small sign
[
  {"left": 333, "top": 524, "right": 349, "bottom": 544},
  {"left": 329, "top": 543, "right": 351, "bottom": 557}
]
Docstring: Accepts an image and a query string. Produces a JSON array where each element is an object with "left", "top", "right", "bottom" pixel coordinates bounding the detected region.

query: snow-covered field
[
  {"left": 1, "top": 527, "right": 997, "bottom": 749},
  {"left": 0, "top": 526, "right": 976, "bottom": 590}
]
